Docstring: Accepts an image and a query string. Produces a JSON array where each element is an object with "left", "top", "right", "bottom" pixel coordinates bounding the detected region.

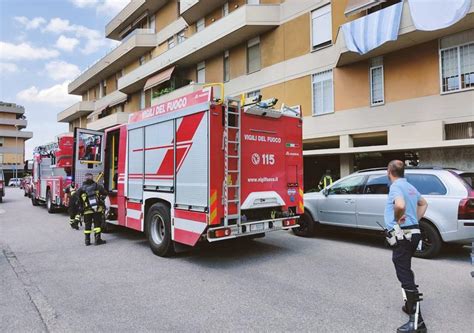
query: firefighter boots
[
  {"left": 94, "top": 233, "right": 106, "bottom": 246},
  {"left": 85, "top": 233, "right": 91, "bottom": 246}
]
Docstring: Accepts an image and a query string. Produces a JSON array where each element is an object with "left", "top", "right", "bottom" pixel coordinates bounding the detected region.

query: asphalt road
[{"left": 1, "top": 188, "right": 473, "bottom": 332}]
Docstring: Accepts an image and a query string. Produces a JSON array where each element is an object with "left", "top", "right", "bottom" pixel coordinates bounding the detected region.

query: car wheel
[
  {"left": 415, "top": 220, "right": 442, "bottom": 259},
  {"left": 292, "top": 211, "right": 315, "bottom": 237},
  {"left": 46, "top": 190, "right": 56, "bottom": 214},
  {"left": 0, "top": 196, "right": 2, "bottom": 203},
  {"left": 146, "top": 203, "right": 174, "bottom": 257}
]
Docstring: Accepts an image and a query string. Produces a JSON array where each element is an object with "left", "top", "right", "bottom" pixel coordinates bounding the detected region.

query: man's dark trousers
[{"left": 392, "top": 234, "right": 422, "bottom": 290}]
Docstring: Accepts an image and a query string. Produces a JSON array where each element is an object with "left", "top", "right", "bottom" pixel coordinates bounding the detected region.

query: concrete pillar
[
  {"left": 340, "top": 134, "right": 353, "bottom": 149},
  {"left": 340, "top": 154, "right": 354, "bottom": 177}
]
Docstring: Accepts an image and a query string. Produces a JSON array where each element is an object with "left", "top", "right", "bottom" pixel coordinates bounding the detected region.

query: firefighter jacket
[{"left": 77, "top": 179, "right": 107, "bottom": 215}]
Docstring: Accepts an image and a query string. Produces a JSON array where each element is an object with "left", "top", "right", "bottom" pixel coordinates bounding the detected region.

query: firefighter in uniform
[
  {"left": 64, "top": 181, "right": 81, "bottom": 230},
  {"left": 77, "top": 173, "right": 107, "bottom": 246},
  {"left": 318, "top": 169, "right": 333, "bottom": 191},
  {"left": 385, "top": 160, "right": 428, "bottom": 333}
]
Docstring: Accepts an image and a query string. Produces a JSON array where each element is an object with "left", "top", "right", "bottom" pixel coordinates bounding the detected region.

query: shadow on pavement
[{"left": 309, "top": 225, "right": 471, "bottom": 262}]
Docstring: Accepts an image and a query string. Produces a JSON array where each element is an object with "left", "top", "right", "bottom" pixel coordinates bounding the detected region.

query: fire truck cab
[
  {"left": 72, "top": 86, "right": 303, "bottom": 256},
  {"left": 31, "top": 134, "right": 74, "bottom": 212}
]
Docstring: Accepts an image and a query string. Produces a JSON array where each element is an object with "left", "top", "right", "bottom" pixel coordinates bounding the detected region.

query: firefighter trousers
[{"left": 83, "top": 212, "right": 103, "bottom": 237}]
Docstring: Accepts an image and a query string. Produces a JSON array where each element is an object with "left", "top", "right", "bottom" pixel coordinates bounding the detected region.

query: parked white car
[
  {"left": 297, "top": 167, "right": 474, "bottom": 259},
  {"left": 8, "top": 178, "right": 21, "bottom": 187}
]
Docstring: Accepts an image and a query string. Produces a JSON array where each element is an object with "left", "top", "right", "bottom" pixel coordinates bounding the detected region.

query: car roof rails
[{"left": 356, "top": 166, "right": 459, "bottom": 173}]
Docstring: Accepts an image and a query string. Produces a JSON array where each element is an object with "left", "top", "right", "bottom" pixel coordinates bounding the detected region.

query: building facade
[
  {"left": 0, "top": 101, "right": 33, "bottom": 178},
  {"left": 60, "top": 0, "right": 474, "bottom": 190}
]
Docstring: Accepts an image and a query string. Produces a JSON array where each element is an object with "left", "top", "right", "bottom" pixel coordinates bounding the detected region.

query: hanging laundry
[
  {"left": 408, "top": 0, "right": 472, "bottom": 31},
  {"left": 342, "top": 2, "right": 403, "bottom": 55}
]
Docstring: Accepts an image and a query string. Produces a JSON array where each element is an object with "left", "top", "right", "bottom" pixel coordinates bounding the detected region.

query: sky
[{"left": 0, "top": 0, "right": 130, "bottom": 159}]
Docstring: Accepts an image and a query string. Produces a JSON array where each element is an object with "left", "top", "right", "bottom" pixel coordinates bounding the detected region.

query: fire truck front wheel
[
  {"left": 31, "top": 192, "right": 39, "bottom": 206},
  {"left": 146, "top": 203, "right": 175, "bottom": 257}
]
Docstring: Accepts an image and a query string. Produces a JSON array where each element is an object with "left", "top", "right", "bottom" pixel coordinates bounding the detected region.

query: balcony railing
[{"left": 118, "top": 4, "right": 281, "bottom": 94}]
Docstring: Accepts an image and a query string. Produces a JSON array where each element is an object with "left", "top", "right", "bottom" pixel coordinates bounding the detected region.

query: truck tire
[
  {"left": 46, "top": 190, "right": 56, "bottom": 214},
  {"left": 145, "top": 203, "right": 174, "bottom": 257},
  {"left": 31, "top": 192, "right": 39, "bottom": 206},
  {"left": 415, "top": 220, "right": 442, "bottom": 259},
  {"left": 292, "top": 211, "right": 315, "bottom": 237}
]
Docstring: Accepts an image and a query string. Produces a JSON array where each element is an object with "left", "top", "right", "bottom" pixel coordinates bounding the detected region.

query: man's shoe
[{"left": 397, "top": 314, "right": 427, "bottom": 333}]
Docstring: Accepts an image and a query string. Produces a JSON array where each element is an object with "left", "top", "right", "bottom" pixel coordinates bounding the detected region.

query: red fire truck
[
  {"left": 72, "top": 86, "right": 303, "bottom": 256},
  {"left": 31, "top": 134, "right": 74, "bottom": 212}
]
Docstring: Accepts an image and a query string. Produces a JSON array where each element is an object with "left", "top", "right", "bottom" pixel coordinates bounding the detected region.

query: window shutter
[{"left": 312, "top": 5, "right": 332, "bottom": 48}]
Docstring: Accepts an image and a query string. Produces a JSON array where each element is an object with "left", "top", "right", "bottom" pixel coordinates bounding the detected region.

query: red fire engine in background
[
  {"left": 31, "top": 134, "right": 74, "bottom": 212},
  {"left": 72, "top": 85, "right": 303, "bottom": 256}
]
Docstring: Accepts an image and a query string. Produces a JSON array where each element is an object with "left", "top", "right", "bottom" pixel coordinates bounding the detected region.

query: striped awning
[
  {"left": 345, "top": 0, "right": 386, "bottom": 16},
  {"left": 143, "top": 66, "right": 175, "bottom": 91}
]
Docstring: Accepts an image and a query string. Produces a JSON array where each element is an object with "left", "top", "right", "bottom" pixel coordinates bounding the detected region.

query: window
[
  {"left": 311, "top": 5, "right": 332, "bottom": 50},
  {"left": 328, "top": 175, "right": 365, "bottom": 195},
  {"left": 312, "top": 69, "right": 334, "bottom": 116},
  {"left": 177, "top": 30, "right": 186, "bottom": 44},
  {"left": 139, "top": 56, "right": 146, "bottom": 66},
  {"left": 247, "top": 36, "right": 261, "bottom": 73},
  {"left": 370, "top": 57, "right": 384, "bottom": 105},
  {"left": 115, "top": 70, "right": 123, "bottom": 87},
  {"left": 149, "top": 14, "right": 156, "bottom": 32},
  {"left": 197, "top": 61, "right": 206, "bottom": 83},
  {"left": 223, "top": 50, "right": 230, "bottom": 82},
  {"left": 0, "top": 137, "right": 4, "bottom": 147},
  {"left": 246, "top": 90, "right": 261, "bottom": 100},
  {"left": 406, "top": 174, "right": 447, "bottom": 195},
  {"left": 247, "top": 0, "right": 260, "bottom": 4},
  {"left": 223, "top": 2, "right": 229, "bottom": 16},
  {"left": 364, "top": 175, "right": 389, "bottom": 194},
  {"left": 99, "top": 80, "right": 106, "bottom": 98},
  {"left": 140, "top": 90, "right": 145, "bottom": 110},
  {"left": 441, "top": 42, "right": 474, "bottom": 93},
  {"left": 196, "top": 18, "right": 205, "bottom": 32},
  {"left": 167, "top": 37, "right": 175, "bottom": 49},
  {"left": 0, "top": 153, "right": 3, "bottom": 164}
]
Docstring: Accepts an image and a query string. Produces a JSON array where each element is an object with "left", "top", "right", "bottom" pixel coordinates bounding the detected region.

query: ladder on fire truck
[{"left": 223, "top": 98, "right": 242, "bottom": 227}]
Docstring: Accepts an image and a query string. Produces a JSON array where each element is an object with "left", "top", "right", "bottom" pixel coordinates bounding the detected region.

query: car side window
[
  {"left": 364, "top": 175, "right": 389, "bottom": 195},
  {"left": 406, "top": 174, "right": 447, "bottom": 195},
  {"left": 328, "top": 175, "right": 365, "bottom": 195}
]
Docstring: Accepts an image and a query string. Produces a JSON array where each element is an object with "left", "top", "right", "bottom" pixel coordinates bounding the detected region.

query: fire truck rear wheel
[
  {"left": 31, "top": 192, "right": 39, "bottom": 206},
  {"left": 292, "top": 211, "right": 315, "bottom": 237},
  {"left": 146, "top": 203, "right": 174, "bottom": 257},
  {"left": 46, "top": 190, "right": 56, "bottom": 214}
]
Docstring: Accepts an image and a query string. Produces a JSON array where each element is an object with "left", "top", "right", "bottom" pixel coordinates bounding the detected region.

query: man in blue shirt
[{"left": 385, "top": 160, "right": 428, "bottom": 333}]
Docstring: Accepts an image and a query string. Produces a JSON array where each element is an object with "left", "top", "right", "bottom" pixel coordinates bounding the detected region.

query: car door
[
  {"left": 356, "top": 174, "right": 389, "bottom": 230},
  {"left": 317, "top": 175, "right": 366, "bottom": 228}
]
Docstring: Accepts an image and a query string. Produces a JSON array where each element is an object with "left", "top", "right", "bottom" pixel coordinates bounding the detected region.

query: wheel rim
[{"left": 150, "top": 213, "right": 165, "bottom": 245}]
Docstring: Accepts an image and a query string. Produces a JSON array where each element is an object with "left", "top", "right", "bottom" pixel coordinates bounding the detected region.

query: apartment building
[
  {"left": 60, "top": 0, "right": 474, "bottom": 190},
  {"left": 0, "top": 101, "right": 33, "bottom": 178}
]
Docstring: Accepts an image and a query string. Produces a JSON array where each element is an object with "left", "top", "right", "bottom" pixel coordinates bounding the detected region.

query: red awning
[
  {"left": 345, "top": 0, "right": 386, "bottom": 17},
  {"left": 143, "top": 66, "right": 175, "bottom": 91}
]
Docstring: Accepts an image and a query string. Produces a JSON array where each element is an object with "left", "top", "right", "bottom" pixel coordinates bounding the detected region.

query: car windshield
[{"left": 458, "top": 172, "right": 474, "bottom": 189}]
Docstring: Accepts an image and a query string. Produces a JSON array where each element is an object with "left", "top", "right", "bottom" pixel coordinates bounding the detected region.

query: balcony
[
  {"left": 94, "top": 90, "right": 128, "bottom": 112},
  {"left": 118, "top": 4, "right": 281, "bottom": 94},
  {"left": 180, "top": 0, "right": 228, "bottom": 24},
  {"left": 106, "top": 0, "right": 169, "bottom": 40},
  {"left": 336, "top": 1, "right": 474, "bottom": 66},
  {"left": 68, "top": 29, "right": 157, "bottom": 95},
  {"left": 0, "top": 102, "right": 24, "bottom": 115},
  {"left": 0, "top": 129, "right": 33, "bottom": 139},
  {"left": 0, "top": 118, "right": 28, "bottom": 129},
  {"left": 87, "top": 112, "right": 130, "bottom": 131},
  {"left": 57, "top": 101, "right": 95, "bottom": 123}
]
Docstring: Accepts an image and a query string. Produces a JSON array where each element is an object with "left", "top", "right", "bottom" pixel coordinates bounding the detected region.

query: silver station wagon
[{"left": 296, "top": 167, "right": 474, "bottom": 259}]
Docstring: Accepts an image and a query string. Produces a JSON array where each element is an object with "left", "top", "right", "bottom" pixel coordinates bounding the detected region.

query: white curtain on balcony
[
  {"left": 408, "top": 0, "right": 471, "bottom": 31},
  {"left": 342, "top": 2, "right": 403, "bottom": 55}
]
